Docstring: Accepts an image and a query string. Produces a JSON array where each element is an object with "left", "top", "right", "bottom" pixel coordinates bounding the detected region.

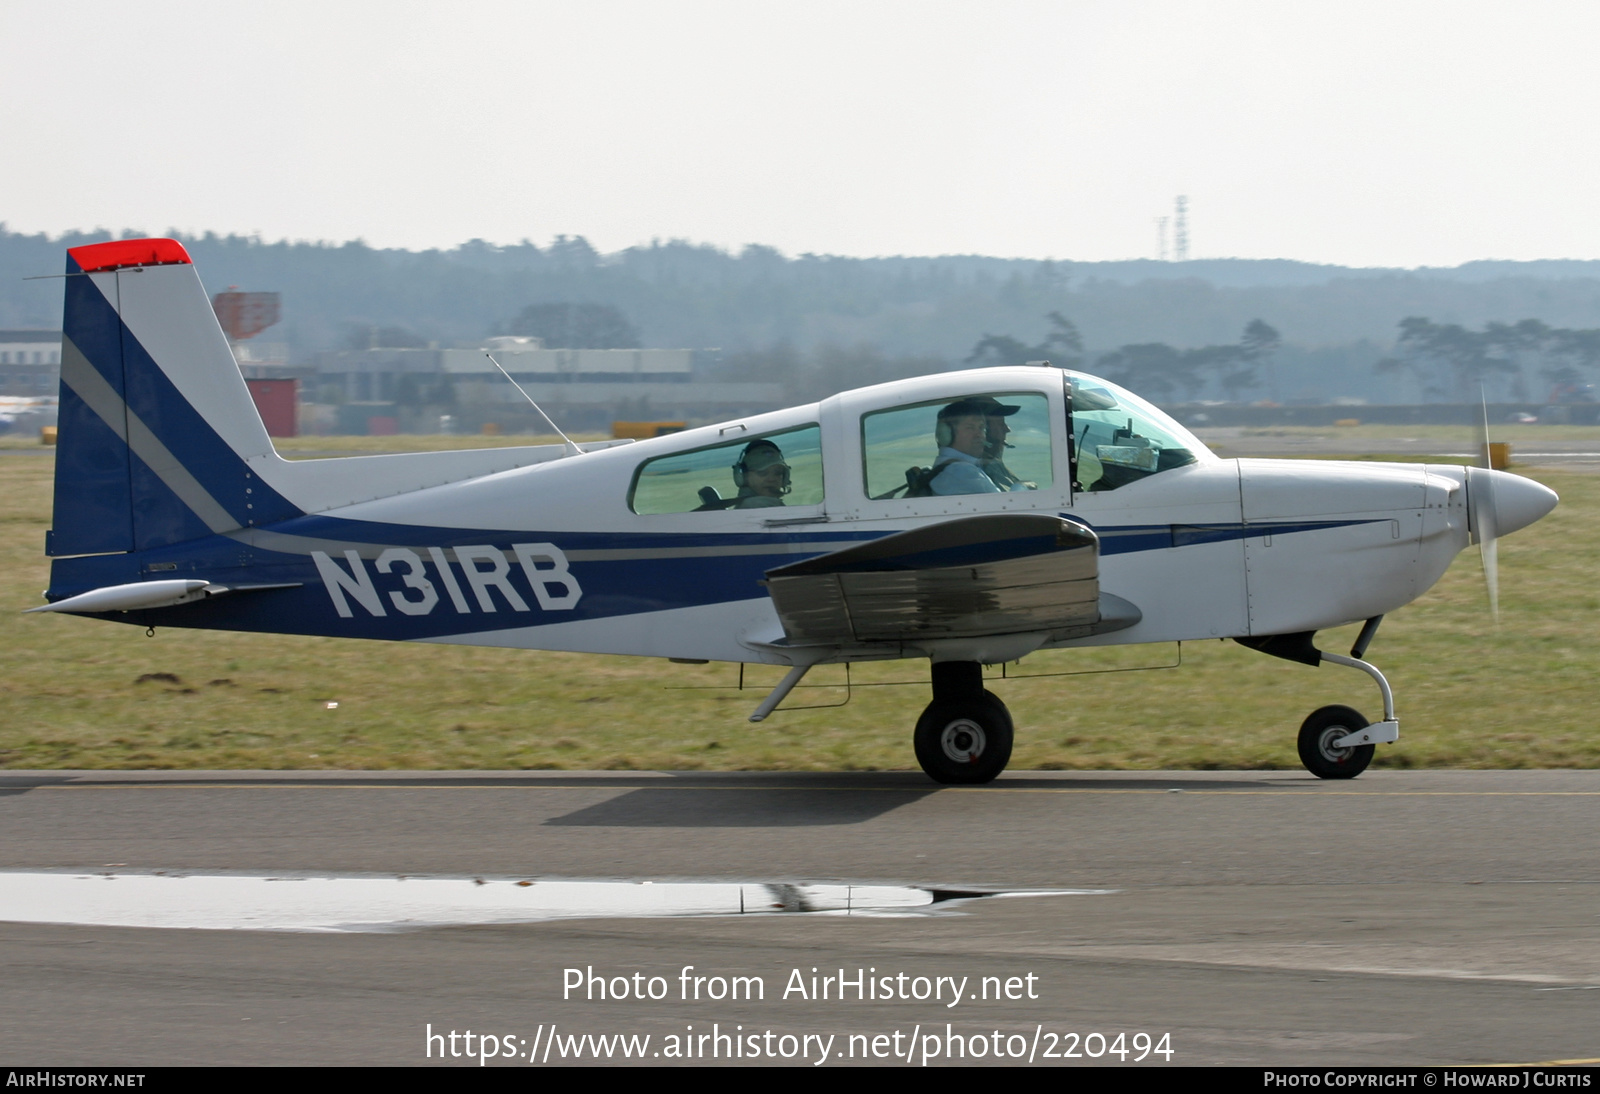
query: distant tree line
[
  {"left": 1375, "top": 318, "right": 1600, "bottom": 403},
  {"left": 966, "top": 314, "right": 1283, "bottom": 403},
  {"left": 965, "top": 311, "right": 1086, "bottom": 370},
  {"left": 11, "top": 226, "right": 1600, "bottom": 406},
  {"left": 502, "top": 302, "right": 639, "bottom": 348}
]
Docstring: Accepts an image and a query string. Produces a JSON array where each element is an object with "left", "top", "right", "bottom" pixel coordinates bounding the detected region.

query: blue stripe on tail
[
  {"left": 49, "top": 256, "right": 134, "bottom": 556},
  {"left": 48, "top": 254, "right": 300, "bottom": 557}
]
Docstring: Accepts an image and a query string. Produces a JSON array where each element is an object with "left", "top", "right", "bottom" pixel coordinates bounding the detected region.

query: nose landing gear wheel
[
  {"left": 1298, "top": 704, "right": 1375, "bottom": 779},
  {"left": 914, "top": 690, "right": 1014, "bottom": 785}
]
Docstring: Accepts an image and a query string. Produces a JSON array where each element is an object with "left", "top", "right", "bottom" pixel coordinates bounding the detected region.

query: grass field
[{"left": 1, "top": 445, "right": 1593, "bottom": 772}]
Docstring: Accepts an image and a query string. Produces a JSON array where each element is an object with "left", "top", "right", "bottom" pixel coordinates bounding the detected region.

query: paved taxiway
[
  {"left": 1, "top": 769, "right": 1596, "bottom": 1067},
  {"left": 1193, "top": 428, "right": 1600, "bottom": 471}
]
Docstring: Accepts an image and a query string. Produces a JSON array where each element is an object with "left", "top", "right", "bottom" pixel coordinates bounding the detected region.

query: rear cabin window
[
  {"left": 628, "top": 425, "right": 824, "bottom": 514},
  {"left": 861, "top": 393, "right": 1054, "bottom": 501}
]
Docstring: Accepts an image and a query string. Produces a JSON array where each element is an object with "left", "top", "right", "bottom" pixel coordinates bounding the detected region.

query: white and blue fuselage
[{"left": 39, "top": 240, "right": 1554, "bottom": 673}]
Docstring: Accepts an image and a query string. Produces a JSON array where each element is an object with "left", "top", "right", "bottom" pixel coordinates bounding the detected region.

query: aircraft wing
[{"left": 763, "top": 513, "right": 1110, "bottom": 645}]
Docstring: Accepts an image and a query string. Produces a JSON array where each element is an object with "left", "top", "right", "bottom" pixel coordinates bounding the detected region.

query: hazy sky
[{"left": 4, "top": 1, "right": 1598, "bottom": 267}]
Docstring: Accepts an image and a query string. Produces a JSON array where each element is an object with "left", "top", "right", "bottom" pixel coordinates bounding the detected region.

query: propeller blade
[
  {"left": 1481, "top": 528, "right": 1500, "bottom": 625},
  {"left": 1475, "top": 389, "right": 1500, "bottom": 625}
]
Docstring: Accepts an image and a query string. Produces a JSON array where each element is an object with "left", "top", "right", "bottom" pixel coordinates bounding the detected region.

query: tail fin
[{"left": 49, "top": 238, "right": 300, "bottom": 556}]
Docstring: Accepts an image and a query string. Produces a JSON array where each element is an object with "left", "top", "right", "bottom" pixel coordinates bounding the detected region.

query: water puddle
[{"left": 0, "top": 871, "right": 1107, "bottom": 932}]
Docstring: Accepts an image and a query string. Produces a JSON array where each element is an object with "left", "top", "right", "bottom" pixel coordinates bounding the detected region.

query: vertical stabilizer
[
  {"left": 48, "top": 239, "right": 301, "bottom": 557},
  {"left": 52, "top": 252, "right": 136, "bottom": 555}
]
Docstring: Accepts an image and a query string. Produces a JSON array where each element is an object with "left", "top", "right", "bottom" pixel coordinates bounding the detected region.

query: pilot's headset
[
  {"left": 934, "top": 399, "right": 992, "bottom": 451},
  {"left": 935, "top": 402, "right": 972, "bottom": 448},
  {"left": 936, "top": 397, "right": 1014, "bottom": 449},
  {"left": 732, "top": 440, "right": 791, "bottom": 493}
]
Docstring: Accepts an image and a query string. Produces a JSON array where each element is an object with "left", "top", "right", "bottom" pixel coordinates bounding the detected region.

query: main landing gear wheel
[
  {"left": 914, "top": 690, "right": 1014, "bottom": 785},
  {"left": 1298, "top": 704, "right": 1375, "bottom": 780}
]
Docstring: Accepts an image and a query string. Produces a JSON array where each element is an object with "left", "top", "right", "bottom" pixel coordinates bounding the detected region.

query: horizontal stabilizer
[{"left": 763, "top": 513, "right": 1100, "bottom": 644}]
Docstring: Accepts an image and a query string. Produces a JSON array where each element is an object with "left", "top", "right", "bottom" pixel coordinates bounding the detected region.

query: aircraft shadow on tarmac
[
  {"left": 0, "top": 776, "right": 80, "bottom": 797},
  {"left": 540, "top": 772, "right": 1294, "bottom": 827},
  {"left": 0, "top": 771, "right": 1297, "bottom": 804},
  {"left": 543, "top": 786, "right": 936, "bottom": 827}
]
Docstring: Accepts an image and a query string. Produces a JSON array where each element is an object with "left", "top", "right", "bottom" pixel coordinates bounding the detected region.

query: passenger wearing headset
[
  {"left": 927, "top": 398, "right": 1009, "bottom": 495},
  {"left": 731, "top": 438, "right": 791, "bottom": 508}
]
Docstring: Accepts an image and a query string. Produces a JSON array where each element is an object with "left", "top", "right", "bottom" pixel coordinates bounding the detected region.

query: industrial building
[
  {"left": 0, "top": 325, "right": 785, "bottom": 437},
  {"left": 307, "top": 338, "right": 784, "bottom": 433},
  {"left": 0, "top": 330, "right": 61, "bottom": 396}
]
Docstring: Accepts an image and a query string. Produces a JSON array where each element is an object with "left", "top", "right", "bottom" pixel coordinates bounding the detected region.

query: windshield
[{"left": 1068, "top": 372, "right": 1210, "bottom": 492}]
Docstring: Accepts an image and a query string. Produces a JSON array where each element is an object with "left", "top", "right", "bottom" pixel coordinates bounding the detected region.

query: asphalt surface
[
  {"left": 1, "top": 769, "right": 1596, "bottom": 1067},
  {"left": 4, "top": 430, "right": 1596, "bottom": 1068}
]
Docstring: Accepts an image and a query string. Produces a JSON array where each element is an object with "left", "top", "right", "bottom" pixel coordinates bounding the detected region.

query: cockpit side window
[
  {"left": 861, "top": 393, "right": 1053, "bottom": 500},
  {"left": 628, "top": 425, "right": 824, "bottom": 514},
  {"left": 1069, "top": 375, "right": 1201, "bottom": 492}
]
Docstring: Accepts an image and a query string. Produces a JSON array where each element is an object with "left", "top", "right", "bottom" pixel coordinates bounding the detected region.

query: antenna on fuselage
[{"left": 483, "top": 352, "right": 582, "bottom": 457}]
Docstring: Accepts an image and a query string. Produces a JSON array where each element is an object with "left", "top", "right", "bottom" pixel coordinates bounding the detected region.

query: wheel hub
[
  {"left": 939, "top": 718, "right": 987, "bottom": 763},
  {"left": 1317, "top": 726, "right": 1353, "bottom": 763}
]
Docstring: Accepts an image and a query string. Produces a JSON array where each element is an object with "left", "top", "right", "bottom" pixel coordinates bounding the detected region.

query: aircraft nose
[{"left": 1483, "top": 468, "right": 1559, "bottom": 536}]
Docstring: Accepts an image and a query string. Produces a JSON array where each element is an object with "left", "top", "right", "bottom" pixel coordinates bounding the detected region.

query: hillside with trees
[{"left": 6, "top": 224, "right": 1600, "bottom": 404}]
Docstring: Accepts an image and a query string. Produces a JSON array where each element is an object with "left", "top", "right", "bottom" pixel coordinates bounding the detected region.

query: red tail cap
[{"left": 68, "top": 238, "right": 192, "bottom": 273}]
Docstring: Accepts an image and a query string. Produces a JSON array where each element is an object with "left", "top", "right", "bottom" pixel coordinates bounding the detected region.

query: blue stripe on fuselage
[
  {"left": 45, "top": 514, "right": 1385, "bottom": 639},
  {"left": 1089, "top": 518, "right": 1377, "bottom": 555}
]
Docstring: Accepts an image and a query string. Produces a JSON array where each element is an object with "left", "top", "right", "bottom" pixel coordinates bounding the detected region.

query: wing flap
[{"left": 764, "top": 513, "right": 1100, "bottom": 644}]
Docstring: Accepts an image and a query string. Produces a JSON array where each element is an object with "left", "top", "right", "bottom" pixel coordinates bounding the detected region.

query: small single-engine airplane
[{"left": 29, "top": 238, "right": 1559, "bottom": 783}]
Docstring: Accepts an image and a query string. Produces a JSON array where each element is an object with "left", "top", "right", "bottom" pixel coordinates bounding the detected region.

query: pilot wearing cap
[
  {"left": 731, "top": 439, "right": 791, "bottom": 508},
  {"left": 976, "top": 396, "right": 1035, "bottom": 491},
  {"left": 928, "top": 397, "right": 1012, "bottom": 495}
]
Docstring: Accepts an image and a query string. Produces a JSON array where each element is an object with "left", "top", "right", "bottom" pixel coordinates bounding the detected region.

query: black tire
[
  {"left": 914, "top": 690, "right": 1014, "bottom": 785},
  {"left": 1297, "top": 704, "right": 1375, "bottom": 779}
]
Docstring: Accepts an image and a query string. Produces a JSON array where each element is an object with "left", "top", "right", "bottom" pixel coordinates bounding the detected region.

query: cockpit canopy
[
  {"left": 624, "top": 367, "right": 1212, "bottom": 515},
  {"left": 1067, "top": 371, "right": 1210, "bottom": 491}
]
